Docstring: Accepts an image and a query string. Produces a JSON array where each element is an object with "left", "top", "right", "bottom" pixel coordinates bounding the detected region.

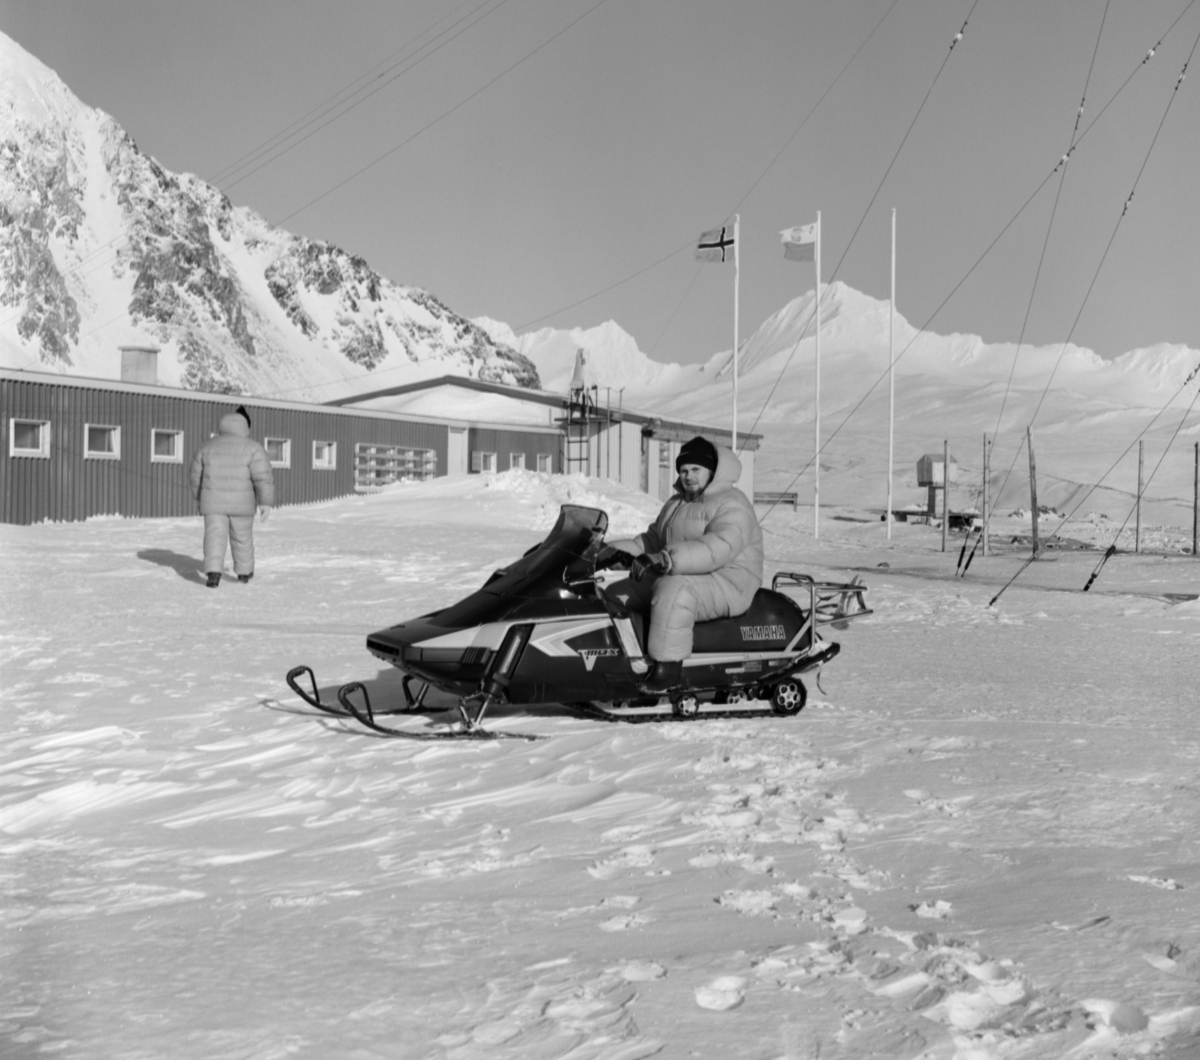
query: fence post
[
  {"left": 1193, "top": 441, "right": 1198, "bottom": 556},
  {"left": 1136, "top": 440, "right": 1143, "bottom": 554},
  {"left": 1027, "top": 426, "right": 1039, "bottom": 559},
  {"left": 982, "top": 433, "right": 990, "bottom": 557},
  {"left": 941, "top": 440, "right": 949, "bottom": 552}
]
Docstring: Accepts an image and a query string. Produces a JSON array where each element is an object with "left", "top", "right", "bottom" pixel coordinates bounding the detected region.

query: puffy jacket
[
  {"left": 189, "top": 413, "right": 275, "bottom": 516},
  {"left": 612, "top": 442, "right": 764, "bottom": 608}
]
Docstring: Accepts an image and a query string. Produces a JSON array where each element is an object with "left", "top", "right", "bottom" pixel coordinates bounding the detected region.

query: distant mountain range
[
  {"left": 481, "top": 281, "right": 1198, "bottom": 425},
  {"left": 0, "top": 30, "right": 538, "bottom": 399}
]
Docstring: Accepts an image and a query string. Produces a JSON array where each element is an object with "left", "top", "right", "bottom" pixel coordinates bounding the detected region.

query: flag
[
  {"left": 781, "top": 222, "right": 817, "bottom": 262},
  {"left": 695, "top": 223, "right": 736, "bottom": 263}
]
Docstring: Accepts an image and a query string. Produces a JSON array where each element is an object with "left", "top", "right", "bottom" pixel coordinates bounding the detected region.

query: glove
[
  {"left": 631, "top": 551, "right": 671, "bottom": 582},
  {"left": 596, "top": 544, "right": 634, "bottom": 570}
]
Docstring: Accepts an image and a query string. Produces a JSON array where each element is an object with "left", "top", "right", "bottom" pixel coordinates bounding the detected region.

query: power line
[
  {"left": 240, "top": 2, "right": 1200, "bottom": 410},
  {"left": 0, "top": 0, "right": 507, "bottom": 333},
  {"left": 987, "top": 20, "right": 1200, "bottom": 604},
  {"left": 512, "top": 0, "right": 901, "bottom": 339},
  {"left": 986, "top": 358, "right": 1200, "bottom": 604},
  {"left": 220, "top": 0, "right": 514, "bottom": 191},
  {"left": 755, "top": 7, "right": 1200, "bottom": 527},
  {"left": 275, "top": 0, "right": 612, "bottom": 226},
  {"left": 209, "top": 0, "right": 492, "bottom": 186},
  {"left": 969, "top": 0, "right": 1115, "bottom": 569},
  {"left": 742, "top": 0, "right": 982, "bottom": 456}
]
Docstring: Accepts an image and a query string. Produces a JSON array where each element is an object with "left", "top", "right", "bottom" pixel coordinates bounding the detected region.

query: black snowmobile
[{"left": 286, "top": 504, "right": 870, "bottom": 739}]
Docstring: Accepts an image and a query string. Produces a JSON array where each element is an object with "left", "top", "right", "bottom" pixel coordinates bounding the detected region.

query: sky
[{"left": 2, "top": 0, "right": 1199, "bottom": 367}]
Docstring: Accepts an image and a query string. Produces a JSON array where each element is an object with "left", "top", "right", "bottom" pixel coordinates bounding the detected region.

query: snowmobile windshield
[
  {"left": 481, "top": 504, "right": 607, "bottom": 595},
  {"left": 430, "top": 505, "right": 609, "bottom": 627}
]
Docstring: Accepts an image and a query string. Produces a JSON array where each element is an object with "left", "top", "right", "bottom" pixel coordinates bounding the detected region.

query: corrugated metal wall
[
  {"left": 0, "top": 377, "right": 453, "bottom": 524},
  {"left": 468, "top": 427, "right": 561, "bottom": 472},
  {"left": 236, "top": 403, "right": 446, "bottom": 508}
]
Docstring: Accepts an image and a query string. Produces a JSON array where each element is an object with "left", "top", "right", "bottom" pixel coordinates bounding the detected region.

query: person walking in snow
[
  {"left": 189, "top": 405, "right": 275, "bottom": 588},
  {"left": 602, "top": 436, "right": 764, "bottom": 693}
]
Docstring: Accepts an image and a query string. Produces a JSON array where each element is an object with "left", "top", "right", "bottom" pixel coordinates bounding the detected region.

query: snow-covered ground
[{"left": 3, "top": 471, "right": 1199, "bottom": 1059}]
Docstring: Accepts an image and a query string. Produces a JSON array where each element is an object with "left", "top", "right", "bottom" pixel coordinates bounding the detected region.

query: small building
[
  {"left": 0, "top": 368, "right": 558, "bottom": 524},
  {"left": 917, "top": 451, "right": 958, "bottom": 515},
  {"left": 2, "top": 366, "right": 757, "bottom": 524},
  {"left": 327, "top": 374, "right": 759, "bottom": 502}
]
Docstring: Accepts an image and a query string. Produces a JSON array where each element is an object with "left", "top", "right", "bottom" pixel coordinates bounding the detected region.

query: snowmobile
[{"left": 285, "top": 504, "right": 871, "bottom": 740}]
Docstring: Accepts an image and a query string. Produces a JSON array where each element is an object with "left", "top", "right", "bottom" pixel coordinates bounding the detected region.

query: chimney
[{"left": 120, "top": 345, "right": 159, "bottom": 385}]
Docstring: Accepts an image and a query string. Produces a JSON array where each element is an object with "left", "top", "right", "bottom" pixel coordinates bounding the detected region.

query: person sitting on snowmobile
[{"left": 601, "top": 436, "right": 764, "bottom": 694}]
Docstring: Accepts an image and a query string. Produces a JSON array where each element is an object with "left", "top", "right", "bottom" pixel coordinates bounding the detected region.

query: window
[
  {"left": 354, "top": 444, "right": 437, "bottom": 489},
  {"left": 471, "top": 451, "right": 497, "bottom": 473},
  {"left": 10, "top": 419, "right": 50, "bottom": 458},
  {"left": 265, "top": 437, "right": 291, "bottom": 468},
  {"left": 313, "top": 441, "right": 337, "bottom": 469},
  {"left": 510, "top": 452, "right": 525, "bottom": 470},
  {"left": 536, "top": 453, "right": 551, "bottom": 473},
  {"left": 151, "top": 429, "right": 183, "bottom": 463},
  {"left": 85, "top": 424, "right": 121, "bottom": 460}
]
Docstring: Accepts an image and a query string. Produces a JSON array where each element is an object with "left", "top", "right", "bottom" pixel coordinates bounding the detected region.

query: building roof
[
  {"left": 0, "top": 367, "right": 560, "bottom": 435},
  {"left": 326, "top": 374, "right": 761, "bottom": 449}
]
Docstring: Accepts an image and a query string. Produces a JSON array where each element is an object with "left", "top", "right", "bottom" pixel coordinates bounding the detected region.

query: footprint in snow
[
  {"left": 613, "top": 960, "right": 666, "bottom": 982},
  {"left": 909, "top": 899, "right": 953, "bottom": 920},
  {"left": 694, "top": 975, "right": 747, "bottom": 1011},
  {"left": 587, "top": 844, "right": 655, "bottom": 879},
  {"left": 599, "top": 895, "right": 640, "bottom": 909},
  {"left": 1128, "top": 873, "right": 1182, "bottom": 890},
  {"left": 598, "top": 913, "right": 648, "bottom": 932},
  {"left": 1079, "top": 998, "right": 1148, "bottom": 1033}
]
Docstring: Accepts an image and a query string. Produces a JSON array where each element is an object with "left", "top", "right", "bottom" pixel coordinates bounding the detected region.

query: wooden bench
[{"left": 754, "top": 491, "right": 799, "bottom": 510}]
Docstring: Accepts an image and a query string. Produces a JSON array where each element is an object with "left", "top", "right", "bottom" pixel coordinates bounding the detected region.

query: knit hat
[
  {"left": 676, "top": 436, "right": 718, "bottom": 474},
  {"left": 235, "top": 404, "right": 251, "bottom": 428}
]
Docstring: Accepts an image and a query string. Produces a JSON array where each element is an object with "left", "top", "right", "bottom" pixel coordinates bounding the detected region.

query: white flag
[{"left": 780, "top": 222, "right": 817, "bottom": 263}]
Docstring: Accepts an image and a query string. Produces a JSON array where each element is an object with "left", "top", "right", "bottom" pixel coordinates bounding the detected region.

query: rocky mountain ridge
[{"left": 0, "top": 30, "right": 538, "bottom": 399}]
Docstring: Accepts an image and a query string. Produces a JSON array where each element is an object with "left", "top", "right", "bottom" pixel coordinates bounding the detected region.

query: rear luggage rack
[{"left": 772, "top": 573, "right": 873, "bottom": 646}]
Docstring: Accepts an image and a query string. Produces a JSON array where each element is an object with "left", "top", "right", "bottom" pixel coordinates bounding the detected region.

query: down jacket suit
[
  {"left": 609, "top": 443, "right": 764, "bottom": 661},
  {"left": 189, "top": 413, "right": 275, "bottom": 576},
  {"left": 189, "top": 413, "right": 275, "bottom": 516}
]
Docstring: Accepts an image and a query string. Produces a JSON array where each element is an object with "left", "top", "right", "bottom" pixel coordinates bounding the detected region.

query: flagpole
[
  {"left": 887, "top": 207, "right": 895, "bottom": 540},
  {"left": 733, "top": 214, "right": 740, "bottom": 453},
  {"left": 814, "top": 211, "right": 821, "bottom": 540}
]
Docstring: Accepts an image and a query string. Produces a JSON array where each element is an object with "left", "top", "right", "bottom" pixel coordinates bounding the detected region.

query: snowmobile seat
[{"left": 692, "top": 588, "right": 808, "bottom": 655}]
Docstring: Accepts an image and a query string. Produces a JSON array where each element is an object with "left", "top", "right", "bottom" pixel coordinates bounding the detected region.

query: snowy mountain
[
  {"left": 484, "top": 282, "right": 1199, "bottom": 427},
  {"left": 474, "top": 315, "right": 717, "bottom": 402},
  {"left": 480, "top": 282, "right": 1199, "bottom": 523},
  {"left": 0, "top": 31, "right": 538, "bottom": 399}
]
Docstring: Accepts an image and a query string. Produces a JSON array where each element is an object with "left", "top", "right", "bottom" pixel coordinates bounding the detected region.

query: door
[{"left": 447, "top": 427, "right": 467, "bottom": 477}]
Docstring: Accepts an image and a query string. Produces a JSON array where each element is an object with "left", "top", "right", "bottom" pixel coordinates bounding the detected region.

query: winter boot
[
  {"left": 206, "top": 572, "right": 221, "bottom": 588},
  {"left": 238, "top": 573, "right": 253, "bottom": 584},
  {"left": 639, "top": 659, "right": 683, "bottom": 695}
]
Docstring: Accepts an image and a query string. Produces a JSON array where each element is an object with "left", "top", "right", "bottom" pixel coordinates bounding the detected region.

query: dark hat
[
  {"left": 235, "top": 404, "right": 251, "bottom": 428},
  {"left": 676, "top": 436, "right": 719, "bottom": 474}
]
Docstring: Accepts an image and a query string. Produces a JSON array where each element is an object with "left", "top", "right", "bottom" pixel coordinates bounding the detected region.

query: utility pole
[
  {"left": 733, "top": 213, "right": 740, "bottom": 454},
  {"left": 982, "top": 433, "right": 990, "bottom": 557},
  {"left": 1194, "top": 441, "right": 1198, "bottom": 556},
  {"left": 941, "top": 439, "right": 949, "bottom": 553},
  {"left": 887, "top": 207, "right": 895, "bottom": 540},
  {"left": 814, "top": 212, "right": 822, "bottom": 540},
  {"left": 1027, "top": 427, "right": 1039, "bottom": 559},
  {"left": 618, "top": 389, "right": 625, "bottom": 484},
  {"left": 1136, "top": 440, "right": 1144, "bottom": 554},
  {"left": 605, "top": 387, "right": 612, "bottom": 480}
]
